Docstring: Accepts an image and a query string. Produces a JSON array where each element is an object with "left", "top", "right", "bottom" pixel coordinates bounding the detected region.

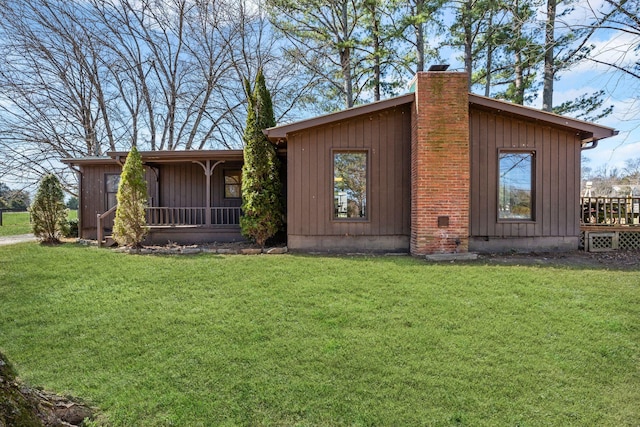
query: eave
[
  {"left": 62, "top": 150, "right": 245, "bottom": 166},
  {"left": 264, "top": 93, "right": 415, "bottom": 143},
  {"left": 469, "top": 94, "right": 618, "bottom": 142}
]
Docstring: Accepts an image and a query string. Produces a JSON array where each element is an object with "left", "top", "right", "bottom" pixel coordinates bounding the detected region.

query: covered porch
[{"left": 63, "top": 150, "right": 247, "bottom": 245}]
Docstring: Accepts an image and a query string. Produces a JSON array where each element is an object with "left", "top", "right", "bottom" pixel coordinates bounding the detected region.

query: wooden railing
[
  {"left": 146, "top": 207, "right": 206, "bottom": 226},
  {"left": 145, "top": 206, "right": 241, "bottom": 226},
  {"left": 97, "top": 205, "right": 117, "bottom": 245},
  {"left": 97, "top": 206, "right": 240, "bottom": 245},
  {"left": 581, "top": 196, "right": 640, "bottom": 226},
  {"left": 211, "top": 207, "right": 241, "bottom": 225}
]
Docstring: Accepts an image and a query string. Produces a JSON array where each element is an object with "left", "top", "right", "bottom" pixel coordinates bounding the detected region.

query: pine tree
[
  {"left": 241, "top": 69, "right": 283, "bottom": 248},
  {"left": 113, "top": 146, "right": 148, "bottom": 247},
  {"left": 30, "top": 174, "right": 68, "bottom": 244}
]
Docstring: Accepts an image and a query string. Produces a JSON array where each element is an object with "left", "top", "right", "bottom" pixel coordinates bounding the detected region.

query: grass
[
  {"left": 0, "top": 244, "right": 638, "bottom": 426},
  {"left": 0, "top": 211, "right": 32, "bottom": 236},
  {"left": 0, "top": 210, "right": 77, "bottom": 237}
]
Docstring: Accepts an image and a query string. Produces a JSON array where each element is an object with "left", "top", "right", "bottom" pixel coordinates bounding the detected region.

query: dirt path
[
  {"left": 472, "top": 250, "right": 640, "bottom": 270},
  {"left": 0, "top": 234, "right": 36, "bottom": 246}
]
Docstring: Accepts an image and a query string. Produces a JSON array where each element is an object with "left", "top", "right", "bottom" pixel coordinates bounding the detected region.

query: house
[
  {"left": 62, "top": 150, "right": 250, "bottom": 245},
  {"left": 63, "top": 71, "right": 617, "bottom": 254}
]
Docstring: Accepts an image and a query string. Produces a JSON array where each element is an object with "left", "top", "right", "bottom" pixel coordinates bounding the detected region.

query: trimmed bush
[
  {"left": 30, "top": 174, "right": 68, "bottom": 243},
  {"left": 113, "top": 146, "right": 148, "bottom": 247}
]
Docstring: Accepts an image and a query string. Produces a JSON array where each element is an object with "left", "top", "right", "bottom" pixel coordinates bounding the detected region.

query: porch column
[{"left": 194, "top": 160, "right": 225, "bottom": 226}]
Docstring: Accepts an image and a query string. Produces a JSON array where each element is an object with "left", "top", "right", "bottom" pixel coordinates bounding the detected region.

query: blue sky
[
  {"left": 440, "top": 0, "right": 639, "bottom": 175},
  {"left": 525, "top": 0, "right": 639, "bottom": 174}
]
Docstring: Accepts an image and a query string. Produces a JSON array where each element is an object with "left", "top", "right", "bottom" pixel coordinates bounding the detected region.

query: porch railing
[
  {"left": 146, "top": 206, "right": 241, "bottom": 226},
  {"left": 96, "top": 205, "right": 117, "bottom": 245},
  {"left": 581, "top": 196, "right": 640, "bottom": 226},
  {"left": 97, "top": 206, "right": 240, "bottom": 245},
  {"left": 146, "top": 207, "right": 205, "bottom": 226}
]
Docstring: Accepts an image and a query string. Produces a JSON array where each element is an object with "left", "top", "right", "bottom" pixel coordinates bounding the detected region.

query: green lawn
[
  {"left": 0, "top": 210, "right": 77, "bottom": 237},
  {"left": 0, "top": 244, "right": 638, "bottom": 426},
  {"left": 0, "top": 211, "right": 32, "bottom": 236}
]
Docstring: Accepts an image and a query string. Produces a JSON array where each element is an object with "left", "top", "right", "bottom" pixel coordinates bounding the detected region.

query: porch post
[
  {"left": 205, "top": 160, "right": 211, "bottom": 226},
  {"left": 193, "top": 160, "right": 225, "bottom": 227}
]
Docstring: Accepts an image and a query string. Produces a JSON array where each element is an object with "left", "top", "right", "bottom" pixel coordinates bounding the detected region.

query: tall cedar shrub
[
  {"left": 113, "top": 146, "right": 148, "bottom": 247},
  {"left": 241, "top": 70, "right": 283, "bottom": 247},
  {"left": 30, "top": 174, "right": 69, "bottom": 244}
]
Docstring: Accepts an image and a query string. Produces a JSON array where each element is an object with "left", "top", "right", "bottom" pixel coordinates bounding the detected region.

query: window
[
  {"left": 105, "top": 174, "right": 120, "bottom": 209},
  {"left": 498, "top": 151, "right": 534, "bottom": 220},
  {"left": 224, "top": 170, "right": 242, "bottom": 198},
  {"left": 333, "top": 151, "right": 367, "bottom": 220}
]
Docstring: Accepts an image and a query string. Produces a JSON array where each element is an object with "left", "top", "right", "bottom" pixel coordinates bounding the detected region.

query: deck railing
[{"left": 581, "top": 196, "right": 640, "bottom": 226}]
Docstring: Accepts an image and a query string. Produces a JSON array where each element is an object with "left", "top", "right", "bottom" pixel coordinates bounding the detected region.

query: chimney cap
[{"left": 427, "top": 64, "right": 450, "bottom": 72}]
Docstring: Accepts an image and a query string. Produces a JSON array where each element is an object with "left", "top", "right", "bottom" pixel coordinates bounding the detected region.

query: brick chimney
[{"left": 410, "top": 71, "right": 470, "bottom": 255}]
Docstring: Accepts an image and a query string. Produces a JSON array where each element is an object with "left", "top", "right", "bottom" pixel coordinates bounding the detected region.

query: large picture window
[
  {"left": 333, "top": 151, "right": 367, "bottom": 220},
  {"left": 498, "top": 151, "right": 534, "bottom": 220}
]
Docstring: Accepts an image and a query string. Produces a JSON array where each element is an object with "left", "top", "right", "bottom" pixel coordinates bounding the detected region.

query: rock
[
  {"left": 240, "top": 248, "right": 262, "bottom": 255},
  {"left": 266, "top": 247, "right": 287, "bottom": 254},
  {"left": 216, "top": 248, "right": 238, "bottom": 254},
  {"left": 180, "top": 247, "right": 201, "bottom": 254}
]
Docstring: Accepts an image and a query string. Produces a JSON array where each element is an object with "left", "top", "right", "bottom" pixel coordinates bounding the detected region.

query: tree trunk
[
  {"left": 542, "top": 0, "right": 556, "bottom": 112},
  {"left": 415, "top": 0, "right": 425, "bottom": 72},
  {"left": 463, "top": 0, "right": 473, "bottom": 90},
  {"left": 341, "top": 0, "right": 353, "bottom": 108}
]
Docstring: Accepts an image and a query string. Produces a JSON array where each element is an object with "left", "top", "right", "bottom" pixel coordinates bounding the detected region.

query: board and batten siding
[
  {"left": 78, "top": 163, "right": 157, "bottom": 238},
  {"left": 469, "top": 106, "right": 582, "bottom": 249},
  {"left": 287, "top": 104, "right": 411, "bottom": 251}
]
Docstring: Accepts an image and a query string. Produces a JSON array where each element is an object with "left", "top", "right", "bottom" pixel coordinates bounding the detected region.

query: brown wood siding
[
  {"left": 78, "top": 161, "right": 240, "bottom": 239},
  {"left": 470, "top": 106, "right": 582, "bottom": 239},
  {"left": 79, "top": 164, "right": 122, "bottom": 236},
  {"left": 287, "top": 104, "right": 411, "bottom": 239},
  {"left": 158, "top": 163, "right": 205, "bottom": 208}
]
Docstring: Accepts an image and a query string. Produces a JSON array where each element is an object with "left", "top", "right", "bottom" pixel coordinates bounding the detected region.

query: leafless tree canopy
[
  {"left": 0, "top": 0, "right": 309, "bottom": 191},
  {"left": 0, "top": 0, "right": 636, "bottom": 193}
]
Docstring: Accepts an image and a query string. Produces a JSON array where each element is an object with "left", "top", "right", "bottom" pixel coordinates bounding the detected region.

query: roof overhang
[
  {"left": 264, "top": 93, "right": 415, "bottom": 143},
  {"left": 62, "top": 149, "right": 245, "bottom": 166},
  {"left": 265, "top": 92, "right": 617, "bottom": 145},
  {"left": 469, "top": 94, "right": 618, "bottom": 143}
]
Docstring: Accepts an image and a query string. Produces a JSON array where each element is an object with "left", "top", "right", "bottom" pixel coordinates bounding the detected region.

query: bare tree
[{"left": 0, "top": 0, "right": 305, "bottom": 192}]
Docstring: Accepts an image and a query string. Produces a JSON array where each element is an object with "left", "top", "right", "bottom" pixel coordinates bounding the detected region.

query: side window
[
  {"left": 498, "top": 151, "right": 535, "bottom": 220},
  {"left": 224, "top": 170, "right": 242, "bottom": 198},
  {"left": 333, "top": 151, "right": 367, "bottom": 220},
  {"left": 105, "top": 174, "right": 120, "bottom": 210}
]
